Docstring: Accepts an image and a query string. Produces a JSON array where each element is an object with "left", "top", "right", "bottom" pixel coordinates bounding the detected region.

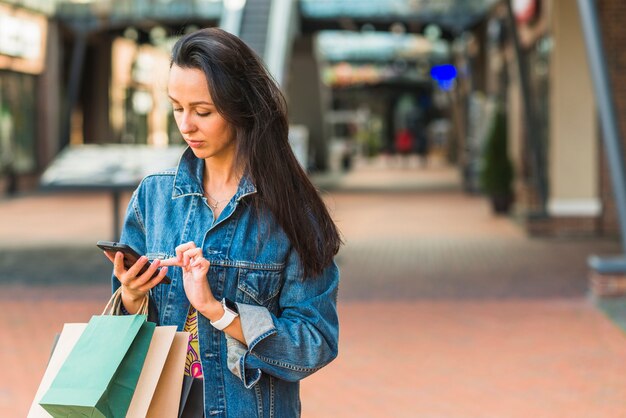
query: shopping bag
[
  {"left": 30, "top": 322, "right": 190, "bottom": 418},
  {"left": 146, "top": 331, "right": 190, "bottom": 418},
  {"left": 106, "top": 288, "right": 191, "bottom": 418},
  {"left": 126, "top": 326, "right": 177, "bottom": 417},
  {"left": 178, "top": 375, "right": 205, "bottom": 418},
  {"left": 27, "top": 323, "right": 88, "bottom": 418},
  {"left": 39, "top": 305, "right": 155, "bottom": 417}
]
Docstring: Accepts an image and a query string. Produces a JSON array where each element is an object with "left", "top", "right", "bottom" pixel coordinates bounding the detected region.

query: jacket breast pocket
[{"left": 236, "top": 267, "right": 283, "bottom": 311}]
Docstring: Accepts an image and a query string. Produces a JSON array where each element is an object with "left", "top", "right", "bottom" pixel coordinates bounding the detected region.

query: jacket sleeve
[{"left": 226, "top": 249, "right": 339, "bottom": 388}]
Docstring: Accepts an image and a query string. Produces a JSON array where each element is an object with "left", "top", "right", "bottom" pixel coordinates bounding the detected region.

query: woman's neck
[{"left": 203, "top": 158, "right": 241, "bottom": 197}]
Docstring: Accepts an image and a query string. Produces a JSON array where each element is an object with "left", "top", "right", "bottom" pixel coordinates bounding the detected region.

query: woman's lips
[{"left": 186, "top": 140, "right": 203, "bottom": 148}]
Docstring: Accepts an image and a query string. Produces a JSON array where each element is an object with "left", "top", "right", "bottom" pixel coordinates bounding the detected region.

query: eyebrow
[{"left": 167, "top": 95, "right": 214, "bottom": 106}]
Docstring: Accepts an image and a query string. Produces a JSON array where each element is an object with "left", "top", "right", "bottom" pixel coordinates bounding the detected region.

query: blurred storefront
[
  {"left": 304, "top": 28, "right": 451, "bottom": 172},
  {"left": 0, "top": 0, "right": 220, "bottom": 194},
  {"left": 55, "top": 1, "right": 221, "bottom": 150},
  {"left": 452, "top": 0, "right": 607, "bottom": 238},
  {"left": 0, "top": 1, "right": 56, "bottom": 193},
  {"left": 109, "top": 36, "right": 179, "bottom": 147},
  {"left": 1, "top": 0, "right": 625, "bottom": 244}
]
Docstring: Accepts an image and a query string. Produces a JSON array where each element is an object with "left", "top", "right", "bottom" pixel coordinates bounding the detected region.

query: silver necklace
[{"left": 205, "top": 191, "right": 229, "bottom": 210}]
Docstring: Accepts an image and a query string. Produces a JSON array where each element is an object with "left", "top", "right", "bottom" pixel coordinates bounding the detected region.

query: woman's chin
[{"left": 188, "top": 147, "right": 209, "bottom": 159}]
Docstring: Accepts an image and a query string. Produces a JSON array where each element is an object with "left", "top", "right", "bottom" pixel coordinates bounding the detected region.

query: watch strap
[{"left": 210, "top": 298, "right": 239, "bottom": 330}]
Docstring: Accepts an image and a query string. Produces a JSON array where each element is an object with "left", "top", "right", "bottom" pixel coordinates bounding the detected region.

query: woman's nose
[{"left": 178, "top": 112, "right": 196, "bottom": 134}]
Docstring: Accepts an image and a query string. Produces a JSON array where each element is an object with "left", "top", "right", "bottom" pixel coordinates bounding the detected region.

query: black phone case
[{"left": 97, "top": 241, "right": 171, "bottom": 284}]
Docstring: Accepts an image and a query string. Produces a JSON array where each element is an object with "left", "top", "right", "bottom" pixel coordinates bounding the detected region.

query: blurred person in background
[
  {"left": 410, "top": 94, "right": 433, "bottom": 167},
  {"left": 106, "top": 28, "right": 342, "bottom": 417},
  {"left": 394, "top": 125, "right": 414, "bottom": 166}
]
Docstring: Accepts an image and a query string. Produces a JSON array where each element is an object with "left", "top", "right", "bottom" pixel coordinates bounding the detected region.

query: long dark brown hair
[{"left": 170, "top": 27, "right": 341, "bottom": 278}]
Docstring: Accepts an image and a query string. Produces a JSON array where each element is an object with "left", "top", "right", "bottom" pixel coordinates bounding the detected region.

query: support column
[
  {"left": 60, "top": 30, "right": 88, "bottom": 150},
  {"left": 546, "top": 0, "right": 599, "bottom": 230},
  {"left": 578, "top": 0, "right": 626, "bottom": 273}
]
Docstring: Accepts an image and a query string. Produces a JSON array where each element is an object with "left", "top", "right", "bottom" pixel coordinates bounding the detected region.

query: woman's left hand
[{"left": 161, "top": 242, "right": 218, "bottom": 313}]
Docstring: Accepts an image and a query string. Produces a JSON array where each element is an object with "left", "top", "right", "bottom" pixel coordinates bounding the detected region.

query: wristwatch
[{"left": 210, "top": 298, "right": 239, "bottom": 330}]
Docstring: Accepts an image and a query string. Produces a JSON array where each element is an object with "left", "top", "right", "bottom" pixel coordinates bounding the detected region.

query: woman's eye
[
  {"left": 173, "top": 107, "right": 183, "bottom": 113},
  {"left": 197, "top": 111, "right": 210, "bottom": 117}
]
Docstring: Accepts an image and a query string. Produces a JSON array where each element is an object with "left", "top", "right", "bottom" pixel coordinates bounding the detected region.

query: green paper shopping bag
[{"left": 39, "top": 312, "right": 156, "bottom": 418}]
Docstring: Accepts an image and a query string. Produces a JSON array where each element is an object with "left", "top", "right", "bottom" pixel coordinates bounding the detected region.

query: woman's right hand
[{"left": 104, "top": 251, "right": 168, "bottom": 309}]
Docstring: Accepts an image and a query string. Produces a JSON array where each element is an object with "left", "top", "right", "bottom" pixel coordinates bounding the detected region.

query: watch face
[{"left": 224, "top": 298, "right": 239, "bottom": 314}]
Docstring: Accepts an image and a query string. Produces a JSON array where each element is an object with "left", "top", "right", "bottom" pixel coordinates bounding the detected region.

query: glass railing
[
  {"left": 317, "top": 30, "right": 449, "bottom": 62},
  {"left": 54, "top": 0, "right": 222, "bottom": 21},
  {"left": 300, "top": 0, "right": 499, "bottom": 30}
]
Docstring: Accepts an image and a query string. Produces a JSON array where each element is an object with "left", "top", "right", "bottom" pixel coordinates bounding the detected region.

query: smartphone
[{"left": 97, "top": 240, "right": 171, "bottom": 284}]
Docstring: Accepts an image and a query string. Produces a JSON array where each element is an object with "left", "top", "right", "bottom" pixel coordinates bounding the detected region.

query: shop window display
[{"left": 0, "top": 72, "right": 37, "bottom": 175}]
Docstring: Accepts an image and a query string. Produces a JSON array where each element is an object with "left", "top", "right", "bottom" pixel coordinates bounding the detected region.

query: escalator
[
  {"left": 238, "top": 0, "right": 273, "bottom": 57},
  {"left": 220, "top": 0, "right": 296, "bottom": 88}
]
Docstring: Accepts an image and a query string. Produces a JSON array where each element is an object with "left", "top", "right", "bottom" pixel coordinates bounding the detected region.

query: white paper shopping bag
[
  {"left": 126, "top": 326, "right": 178, "bottom": 417},
  {"left": 27, "top": 323, "right": 87, "bottom": 418},
  {"left": 146, "top": 331, "right": 190, "bottom": 418}
]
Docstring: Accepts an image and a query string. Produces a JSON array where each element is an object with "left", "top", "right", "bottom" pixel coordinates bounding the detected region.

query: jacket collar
[{"left": 171, "top": 147, "right": 257, "bottom": 200}]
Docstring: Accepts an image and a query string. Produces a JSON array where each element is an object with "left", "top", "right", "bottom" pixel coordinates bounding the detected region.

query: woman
[{"left": 108, "top": 28, "right": 342, "bottom": 417}]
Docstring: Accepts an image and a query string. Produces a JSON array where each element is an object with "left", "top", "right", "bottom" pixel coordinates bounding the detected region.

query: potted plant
[{"left": 480, "top": 108, "right": 514, "bottom": 214}]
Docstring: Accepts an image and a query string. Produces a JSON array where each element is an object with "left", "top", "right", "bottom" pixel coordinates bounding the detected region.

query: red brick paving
[
  {"left": 302, "top": 301, "right": 626, "bottom": 418},
  {"left": 3, "top": 296, "right": 626, "bottom": 417},
  {"left": 0, "top": 192, "right": 116, "bottom": 248},
  {"left": 2, "top": 160, "right": 626, "bottom": 417}
]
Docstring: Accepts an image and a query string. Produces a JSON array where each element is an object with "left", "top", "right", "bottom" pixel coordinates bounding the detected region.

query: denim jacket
[{"left": 112, "top": 148, "right": 339, "bottom": 418}]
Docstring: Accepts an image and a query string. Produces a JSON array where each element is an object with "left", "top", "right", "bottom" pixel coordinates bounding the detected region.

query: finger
[
  {"left": 126, "top": 255, "right": 150, "bottom": 279},
  {"left": 136, "top": 258, "right": 162, "bottom": 286},
  {"left": 184, "top": 248, "right": 203, "bottom": 264},
  {"left": 113, "top": 252, "right": 127, "bottom": 283},
  {"left": 175, "top": 242, "right": 196, "bottom": 262},
  {"left": 103, "top": 251, "right": 115, "bottom": 263},
  {"left": 159, "top": 257, "right": 181, "bottom": 267},
  {"left": 191, "top": 257, "right": 210, "bottom": 269},
  {"left": 182, "top": 247, "right": 199, "bottom": 267},
  {"left": 143, "top": 266, "right": 169, "bottom": 290},
  {"left": 176, "top": 242, "right": 196, "bottom": 255}
]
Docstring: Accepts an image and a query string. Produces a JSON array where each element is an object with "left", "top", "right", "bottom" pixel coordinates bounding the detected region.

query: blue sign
[{"left": 430, "top": 64, "right": 457, "bottom": 90}]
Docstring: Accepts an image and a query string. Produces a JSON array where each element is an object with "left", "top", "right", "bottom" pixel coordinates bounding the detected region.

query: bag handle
[{"left": 102, "top": 287, "right": 149, "bottom": 316}]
